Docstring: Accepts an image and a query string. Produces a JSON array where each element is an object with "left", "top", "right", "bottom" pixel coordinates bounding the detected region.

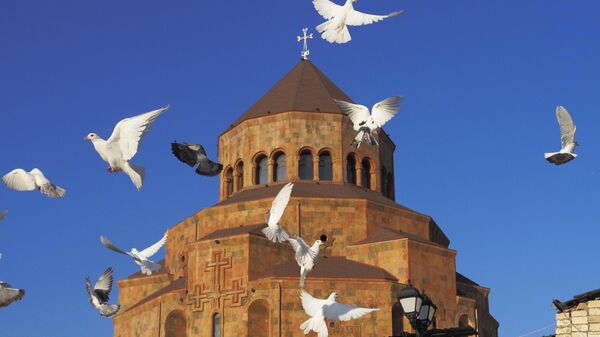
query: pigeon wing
[
  {"left": 312, "top": 0, "right": 343, "bottom": 20},
  {"left": 100, "top": 236, "right": 131, "bottom": 256},
  {"left": 138, "top": 233, "right": 167, "bottom": 259},
  {"left": 556, "top": 106, "right": 576, "bottom": 148},
  {"left": 267, "top": 183, "right": 294, "bottom": 228},
  {"left": 93, "top": 267, "right": 114, "bottom": 302},
  {"left": 171, "top": 142, "right": 199, "bottom": 167},
  {"left": 345, "top": 9, "right": 403, "bottom": 26},
  {"left": 324, "top": 302, "right": 379, "bottom": 321},
  {"left": 107, "top": 106, "right": 169, "bottom": 161},
  {"left": 0, "top": 283, "right": 25, "bottom": 308},
  {"left": 288, "top": 237, "right": 316, "bottom": 265},
  {"left": 0, "top": 210, "right": 7, "bottom": 222},
  {"left": 371, "top": 96, "right": 402, "bottom": 128},
  {"left": 334, "top": 99, "right": 371, "bottom": 131},
  {"left": 2, "top": 169, "right": 37, "bottom": 191},
  {"left": 300, "top": 290, "right": 328, "bottom": 317}
]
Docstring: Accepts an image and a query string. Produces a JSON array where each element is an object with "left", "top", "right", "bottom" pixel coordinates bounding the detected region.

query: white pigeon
[
  {"left": 84, "top": 105, "right": 169, "bottom": 191},
  {"left": 313, "top": 0, "right": 403, "bottom": 44},
  {"left": 545, "top": 106, "right": 579, "bottom": 165},
  {"left": 335, "top": 96, "right": 402, "bottom": 149},
  {"left": 287, "top": 236, "right": 324, "bottom": 288},
  {"left": 262, "top": 182, "right": 294, "bottom": 243},
  {"left": 2, "top": 168, "right": 66, "bottom": 198},
  {"left": 300, "top": 290, "right": 379, "bottom": 337},
  {"left": 100, "top": 233, "right": 167, "bottom": 275},
  {"left": 0, "top": 210, "right": 7, "bottom": 222},
  {"left": 85, "top": 267, "right": 120, "bottom": 317}
]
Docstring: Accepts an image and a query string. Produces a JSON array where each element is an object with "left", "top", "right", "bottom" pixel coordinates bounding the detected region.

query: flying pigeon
[
  {"left": 545, "top": 106, "right": 578, "bottom": 165},
  {"left": 0, "top": 281, "right": 25, "bottom": 308},
  {"left": 84, "top": 105, "right": 169, "bottom": 191},
  {"left": 0, "top": 255, "right": 25, "bottom": 308},
  {"left": 335, "top": 96, "right": 402, "bottom": 149},
  {"left": 300, "top": 290, "right": 378, "bottom": 337},
  {"left": 85, "top": 267, "right": 120, "bottom": 317},
  {"left": 2, "top": 168, "right": 66, "bottom": 198},
  {"left": 287, "top": 236, "right": 324, "bottom": 288},
  {"left": 0, "top": 210, "right": 6, "bottom": 222},
  {"left": 171, "top": 142, "right": 223, "bottom": 177},
  {"left": 313, "top": 0, "right": 403, "bottom": 44},
  {"left": 262, "top": 183, "right": 294, "bottom": 243},
  {"left": 100, "top": 233, "right": 167, "bottom": 275}
]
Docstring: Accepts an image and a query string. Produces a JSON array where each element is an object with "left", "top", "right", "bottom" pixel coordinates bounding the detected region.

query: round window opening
[
  {"left": 320, "top": 234, "right": 328, "bottom": 242},
  {"left": 180, "top": 255, "right": 186, "bottom": 263},
  {"left": 329, "top": 322, "right": 336, "bottom": 328}
]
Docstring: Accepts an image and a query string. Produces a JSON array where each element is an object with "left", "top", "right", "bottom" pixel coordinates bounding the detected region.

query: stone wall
[{"left": 556, "top": 300, "right": 600, "bottom": 337}]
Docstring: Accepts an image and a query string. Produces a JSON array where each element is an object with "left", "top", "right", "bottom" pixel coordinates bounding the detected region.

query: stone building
[
  {"left": 113, "top": 60, "right": 499, "bottom": 337},
  {"left": 553, "top": 289, "right": 600, "bottom": 336}
]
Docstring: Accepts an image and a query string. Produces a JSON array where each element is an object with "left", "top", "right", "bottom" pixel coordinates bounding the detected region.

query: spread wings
[
  {"left": 171, "top": 142, "right": 199, "bottom": 167},
  {"left": 107, "top": 106, "right": 169, "bottom": 161},
  {"left": 335, "top": 99, "right": 371, "bottom": 131},
  {"left": 0, "top": 282, "right": 25, "bottom": 308},
  {"left": 138, "top": 233, "right": 167, "bottom": 259},
  {"left": 2, "top": 169, "right": 37, "bottom": 191},
  {"left": 93, "top": 267, "right": 114, "bottom": 302},
  {"left": 556, "top": 106, "right": 576, "bottom": 148},
  {"left": 300, "top": 290, "right": 328, "bottom": 317},
  {"left": 312, "top": 0, "right": 343, "bottom": 20},
  {"left": 267, "top": 183, "right": 294, "bottom": 228},
  {"left": 371, "top": 96, "right": 402, "bottom": 128},
  {"left": 324, "top": 303, "right": 379, "bottom": 321},
  {"left": 100, "top": 235, "right": 132, "bottom": 257},
  {"left": 288, "top": 236, "right": 317, "bottom": 265},
  {"left": 346, "top": 9, "right": 403, "bottom": 26}
]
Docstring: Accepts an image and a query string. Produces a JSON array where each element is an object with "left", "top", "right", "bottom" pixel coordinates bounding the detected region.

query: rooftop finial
[{"left": 297, "top": 28, "right": 313, "bottom": 60}]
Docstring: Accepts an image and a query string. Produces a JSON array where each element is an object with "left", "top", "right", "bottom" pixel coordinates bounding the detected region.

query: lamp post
[{"left": 395, "top": 281, "right": 477, "bottom": 337}]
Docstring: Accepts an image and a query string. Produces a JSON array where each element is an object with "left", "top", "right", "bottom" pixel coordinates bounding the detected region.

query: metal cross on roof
[{"left": 297, "top": 28, "right": 313, "bottom": 60}]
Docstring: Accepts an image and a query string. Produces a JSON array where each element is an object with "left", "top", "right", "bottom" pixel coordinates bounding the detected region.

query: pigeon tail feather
[
  {"left": 100, "top": 304, "right": 121, "bottom": 317},
  {"left": 140, "top": 260, "right": 161, "bottom": 275},
  {"left": 300, "top": 315, "right": 328, "bottom": 337},
  {"left": 123, "top": 162, "right": 145, "bottom": 191},
  {"left": 261, "top": 226, "right": 289, "bottom": 243}
]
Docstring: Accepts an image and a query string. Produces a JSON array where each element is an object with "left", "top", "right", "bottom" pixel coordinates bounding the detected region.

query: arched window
[
  {"left": 212, "top": 312, "right": 221, "bottom": 337},
  {"left": 298, "top": 150, "right": 313, "bottom": 180},
  {"left": 458, "top": 314, "right": 469, "bottom": 328},
  {"left": 361, "top": 158, "right": 371, "bottom": 189},
  {"left": 346, "top": 154, "right": 357, "bottom": 184},
  {"left": 381, "top": 167, "right": 388, "bottom": 197},
  {"left": 273, "top": 152, "right": 286, "bottom": 181},
  {"left": 165, "top": 310, "right": 187, "bottom": 337},
  {"left": 248, "top": 300, "right": 270, "bottom": 337},
  {"left": 318, "top": 151, "right": 333, "bottom": 181},
  {"left": 225, "top": 168, "right": 233, "bottom": 197},
  {"left": 235, "top": 162, "right": 244, "bottom": 191},
  {"left": 392, "top": 302, "right": 404, "bottom": 336},
  {"left": 255, "top": 155, "right": 268, "bottom": 185}
]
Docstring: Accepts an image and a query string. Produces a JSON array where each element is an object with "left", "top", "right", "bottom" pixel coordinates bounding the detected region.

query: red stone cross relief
[{"left": 187, "top": 250, "right": 248, "bottom": 312}]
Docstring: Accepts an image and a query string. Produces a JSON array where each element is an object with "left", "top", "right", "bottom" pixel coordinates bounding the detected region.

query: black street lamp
[{"left": 394, "top": 281, "right": 477, "bottom": 337}]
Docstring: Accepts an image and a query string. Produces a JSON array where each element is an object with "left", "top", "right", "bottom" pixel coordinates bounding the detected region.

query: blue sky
[{"left": 1, "top": 1, "right": 599, "bottom": 336}]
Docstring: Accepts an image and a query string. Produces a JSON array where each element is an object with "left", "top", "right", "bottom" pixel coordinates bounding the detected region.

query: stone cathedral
[{"left": 113, "top": 60, "right": 499, "bottom": 337}]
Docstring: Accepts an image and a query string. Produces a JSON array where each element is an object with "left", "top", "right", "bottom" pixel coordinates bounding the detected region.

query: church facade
[{"left": 113, "top": 60, "right": 499, "bottom": 337}]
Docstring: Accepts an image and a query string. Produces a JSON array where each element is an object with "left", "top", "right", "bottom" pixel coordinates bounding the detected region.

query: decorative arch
[
  {"left": 458, "top": 314, "right": 469, "bottom": 328},
  {"left": 318, "top": 149, "right": 333, "bottom": 181},
  {"left": 392, "top": 302, "right": 405, "bottom": 336},
  {"left": 298, "top": 147, "right": 315, "bottom": 180},
  {"left": 253, "top": 152, "right": 268, "bottom": 185},
  {"left": 346, "top": 153, "right": 358, "bottom": 185},
  {"left": 165, "top": 310, "right": 187, "bottom": 337},
  {"left": 248, "top": 299, "right": 271, "bottom": 337},
  {"left": 212, "top": 312, "right": 222, "bottom": 337},
  {"left": 361, "top": 157, "right": 373, "bottom": 189},
  {"left": 225, "top": 167, "right": 234, "bottom": 197},
  {"left": 234, "top": 160, "right": 244, "bottom": 191},
  {"left": 271, "top": 150, "right": 287, "bottom": 182}
]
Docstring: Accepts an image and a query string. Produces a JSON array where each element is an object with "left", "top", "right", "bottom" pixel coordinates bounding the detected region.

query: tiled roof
[
  {"left": 456, "top": 272, "right": 480, "bottom": 286},
  {"left": 256, "top": 256, "right": 398, "bottom": 282},
  {"left": 229, "top": 60, "right": 353, "bottom": 128},
  {"left": 353, "top": 226, "right": 443, "bottom": 247},
  {"left": 553, "top": 288, "right": 600, "bottom": 312},
  {"left": 216, "top": 181, "right": 417, "bottom": 211}
]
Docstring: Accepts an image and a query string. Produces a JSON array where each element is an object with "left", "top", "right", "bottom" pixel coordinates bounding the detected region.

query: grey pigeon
[
  {"left": 171, "top": 142, "right": 223, "bottom": 177},
  {"left": 545, "top": 106, "right": 578, "bottom": 165},
  {"left": 85, "top": 267, "right": 120, "bottom": 317},
  {"left": 0, "top": 281, "right": 25, "bottom": 308}
]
